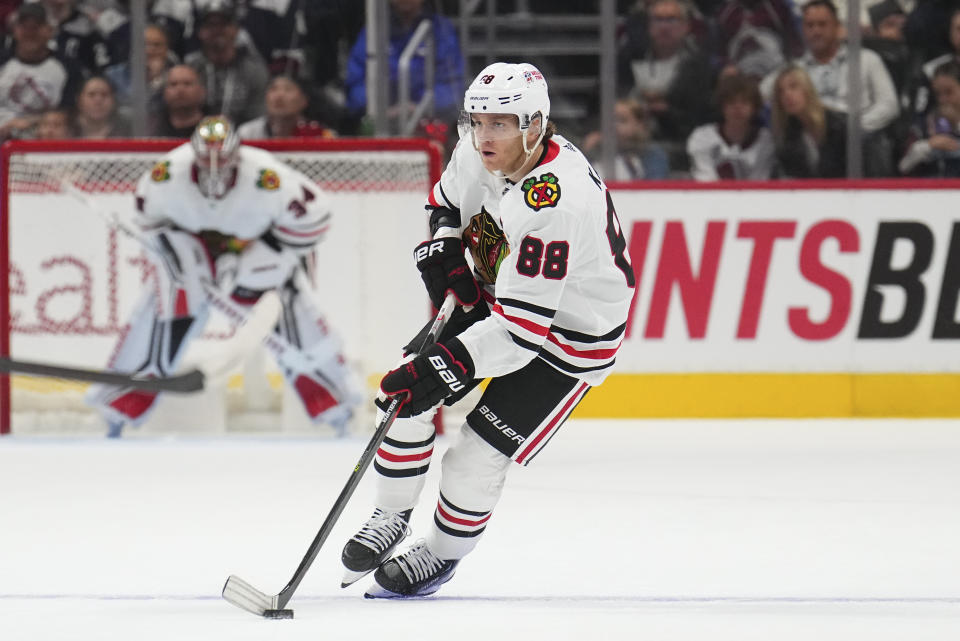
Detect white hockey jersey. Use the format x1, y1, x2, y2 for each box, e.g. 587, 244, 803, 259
427, 135, 636, 386
134, 143, 331, 254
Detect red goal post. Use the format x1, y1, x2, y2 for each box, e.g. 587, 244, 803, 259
0, 138, 443, 435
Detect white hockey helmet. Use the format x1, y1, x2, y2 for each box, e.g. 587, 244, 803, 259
461, 62, 550, 154
190, 115, 240, 199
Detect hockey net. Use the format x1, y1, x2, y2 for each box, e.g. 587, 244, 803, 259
0, 138, 442, 435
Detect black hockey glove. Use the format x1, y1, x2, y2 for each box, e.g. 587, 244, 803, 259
380, 341, 474, 417
414, 237, 481, 309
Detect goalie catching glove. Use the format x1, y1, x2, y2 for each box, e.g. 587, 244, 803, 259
380, 340, 474, 416
414, 237, 481, 309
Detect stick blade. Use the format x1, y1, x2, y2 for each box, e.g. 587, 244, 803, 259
222, 574, 278, 617
194, 290, 283, 383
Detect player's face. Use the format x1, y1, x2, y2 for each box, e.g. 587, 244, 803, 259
470, 113, 528, 175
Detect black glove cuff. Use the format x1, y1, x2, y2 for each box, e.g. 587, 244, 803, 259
427, 206, 461, 236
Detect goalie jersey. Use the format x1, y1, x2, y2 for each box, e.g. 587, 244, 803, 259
134, 143, 331, 255
427, 135, 636, 386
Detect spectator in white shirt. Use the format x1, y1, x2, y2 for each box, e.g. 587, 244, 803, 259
0, 3, 85, 139
687, 73, 775, 180
237, 75, 334, 139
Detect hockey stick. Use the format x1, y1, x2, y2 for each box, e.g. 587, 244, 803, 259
0, 357, 204, 392
221, 292, 458, 619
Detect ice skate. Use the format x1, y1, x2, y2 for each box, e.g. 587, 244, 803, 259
106, 420, 125, 438
363, 540, 459, 599
320, 404, 354, 438
341, 508, 412, 587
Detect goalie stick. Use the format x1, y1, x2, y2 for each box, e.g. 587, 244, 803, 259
221, 293, 458, 619
0, 290, 280, 395
0, 358, 204, 392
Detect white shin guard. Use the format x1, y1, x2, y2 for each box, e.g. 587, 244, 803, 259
374, 408, 438, 512
427, 422, 511, 561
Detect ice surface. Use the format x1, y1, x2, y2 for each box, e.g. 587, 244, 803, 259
2, 418, 959, 640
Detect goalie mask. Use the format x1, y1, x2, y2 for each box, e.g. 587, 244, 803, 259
460, 62, 550, 158
191, 115, 240, 199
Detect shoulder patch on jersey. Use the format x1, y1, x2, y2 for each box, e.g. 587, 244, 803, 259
521, 172, 561, 211
150, 161, 171, 182
256, 169, 281, 190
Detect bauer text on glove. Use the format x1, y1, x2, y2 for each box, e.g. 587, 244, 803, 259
380, 341, 474, 416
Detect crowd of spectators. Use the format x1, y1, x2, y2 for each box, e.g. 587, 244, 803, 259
602, 0, 960, 179
0, 0, 367, 141
2, 0, 960, 180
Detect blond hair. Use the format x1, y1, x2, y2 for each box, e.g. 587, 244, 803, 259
770, 66, 826, 145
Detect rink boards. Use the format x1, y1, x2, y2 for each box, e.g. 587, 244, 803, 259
7, 180, 960, 419
587, 181, 960, 417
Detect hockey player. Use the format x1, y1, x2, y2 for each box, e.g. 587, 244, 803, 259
87, 115, 361, 436
341, 63, 636, 598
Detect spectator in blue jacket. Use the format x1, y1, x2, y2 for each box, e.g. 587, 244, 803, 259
344, 0, 464, 132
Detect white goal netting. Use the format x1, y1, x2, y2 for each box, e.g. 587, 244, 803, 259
1, 139, 440, 435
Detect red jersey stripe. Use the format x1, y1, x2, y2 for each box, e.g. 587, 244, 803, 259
493, 304, 549, 337
536, 139, 561, 167
545, 332, 621, 360
428, 186, 441, 208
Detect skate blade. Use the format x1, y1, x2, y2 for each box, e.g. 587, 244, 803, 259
341, 567, 374, 589
363, 582, 445, 600
363, 584, 407, 599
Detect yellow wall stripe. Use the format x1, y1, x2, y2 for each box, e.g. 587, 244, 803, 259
16, 373, 958, 418
575, 373, 960, 418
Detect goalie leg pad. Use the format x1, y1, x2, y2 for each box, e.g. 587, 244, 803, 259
147, 230, 216, 319
86, 289, 209, 427
275, 275, 364, 426
426, 423, 511, 561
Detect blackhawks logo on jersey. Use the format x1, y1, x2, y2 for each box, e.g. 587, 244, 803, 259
521, 172, 561, 211
256, 169, 281, 190
150, 161, 171, 182
464, 207, 510, 285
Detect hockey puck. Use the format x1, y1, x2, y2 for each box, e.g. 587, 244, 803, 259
263, 609, 294, 619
